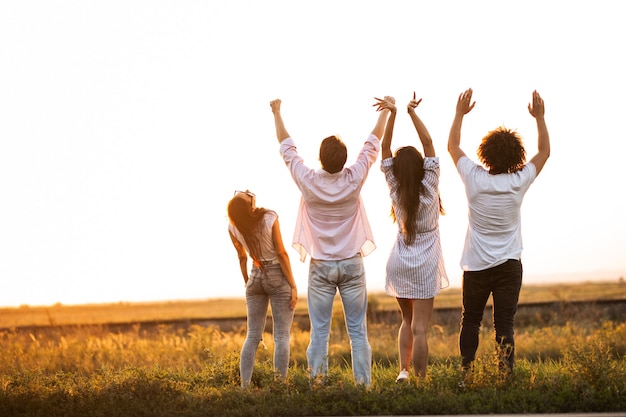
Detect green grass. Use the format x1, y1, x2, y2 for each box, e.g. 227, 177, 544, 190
1, 281, 626, 416
1, 348, 625, 416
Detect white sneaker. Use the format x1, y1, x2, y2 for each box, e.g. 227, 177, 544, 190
396, 369, 409, 382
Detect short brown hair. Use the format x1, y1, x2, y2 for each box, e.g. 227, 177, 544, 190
319, 135, 347, 174
477, 127, 526, 174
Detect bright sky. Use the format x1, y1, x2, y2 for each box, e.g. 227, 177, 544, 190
1, 1, 625, 307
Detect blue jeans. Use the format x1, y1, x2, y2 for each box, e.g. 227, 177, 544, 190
307, 254, 372, 386
240, 264, 294, 387
459, 259, 523, 371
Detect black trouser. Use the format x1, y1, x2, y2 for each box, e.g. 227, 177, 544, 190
459, 259, 523, 370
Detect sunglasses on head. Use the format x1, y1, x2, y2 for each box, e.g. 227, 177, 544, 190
234, 190, 255, 198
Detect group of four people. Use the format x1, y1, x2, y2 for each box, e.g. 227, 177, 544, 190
227, 88, 550, 388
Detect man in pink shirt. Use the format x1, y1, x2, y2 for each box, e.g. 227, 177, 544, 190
269, 97, 393, 386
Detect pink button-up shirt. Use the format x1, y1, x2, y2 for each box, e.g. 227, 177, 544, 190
280, 134, 380, 262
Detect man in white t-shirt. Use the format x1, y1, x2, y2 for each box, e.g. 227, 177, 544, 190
448, 89, 551, 376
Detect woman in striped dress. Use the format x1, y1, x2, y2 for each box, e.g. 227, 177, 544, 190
376, 93, 449, 382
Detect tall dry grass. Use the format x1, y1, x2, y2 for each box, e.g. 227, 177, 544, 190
1, 281, 626, 416
1, 318, 625, 416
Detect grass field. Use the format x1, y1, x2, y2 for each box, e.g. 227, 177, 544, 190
2, 280, 625, 328
1, 280, 625, 416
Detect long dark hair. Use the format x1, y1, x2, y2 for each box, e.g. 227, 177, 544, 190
391, 146, 444, 245
227, 195, 268, 267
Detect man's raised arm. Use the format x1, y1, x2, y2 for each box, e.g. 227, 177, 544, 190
448, 88, 475, 165
527, 90, 551, 175
270, 99, 290, 143
374, 96, 396, 160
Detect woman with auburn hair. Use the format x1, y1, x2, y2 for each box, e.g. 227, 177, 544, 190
376, 93, 449, 382
227, 190, 297, 388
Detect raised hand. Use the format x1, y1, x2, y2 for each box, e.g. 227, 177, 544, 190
456, 89, 476, 116
373, 95, 396, 113
407, 91, 423, 113
270, 99, 282, 113
270, 98, 289, 142
528, 90, 545, 119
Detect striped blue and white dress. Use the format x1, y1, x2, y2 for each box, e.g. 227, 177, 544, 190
381, 156, 449, 299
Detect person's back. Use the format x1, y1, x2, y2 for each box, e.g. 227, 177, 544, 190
458, 157, 536, 270
227, 190, 298, 388
448, 89, 550, 375
280, 132, 378, 262
297, 167, 362, 226
270, 97, 392, 386
229, 209, 279, 261
378, 94, 449, 382
301, 182, 361, 250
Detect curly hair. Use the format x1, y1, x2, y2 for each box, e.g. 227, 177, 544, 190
319, 135, 347, 174
391, 146, 445, 246
477, 127, 526, 174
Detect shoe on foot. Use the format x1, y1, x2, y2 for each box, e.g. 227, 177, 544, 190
396, 369, 409, 382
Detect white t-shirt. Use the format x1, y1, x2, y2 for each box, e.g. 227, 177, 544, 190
228, 210, 278, 263
456, 156, 537, 271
